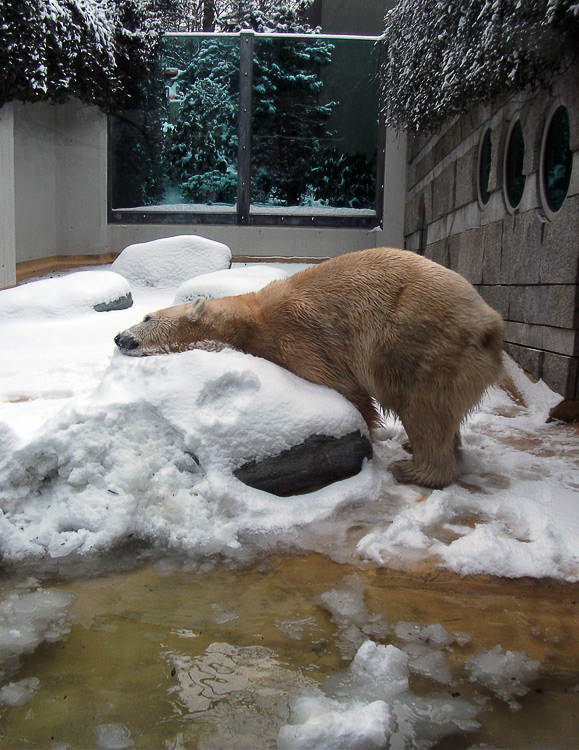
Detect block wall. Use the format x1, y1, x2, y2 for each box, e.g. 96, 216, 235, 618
405, 64, 579, 400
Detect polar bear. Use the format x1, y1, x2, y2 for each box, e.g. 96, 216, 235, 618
115, 248, 503, 488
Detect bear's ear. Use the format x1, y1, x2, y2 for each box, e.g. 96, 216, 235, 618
189, 296, 206, 319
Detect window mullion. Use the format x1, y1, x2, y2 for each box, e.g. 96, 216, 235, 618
237, 30, 254, 226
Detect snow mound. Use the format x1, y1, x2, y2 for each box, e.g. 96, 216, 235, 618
278, 640, 480, 749
173, 264, 288, 303
0, 271, 132, 318
111, 235, 232, 288
0, 349, 371, 562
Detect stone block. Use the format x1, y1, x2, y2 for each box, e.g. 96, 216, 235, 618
542, 352, 578, 400
432, 163, 456, 221
434, 119, 462, 163
424, 239, 449, 268
505, 321, 577, 357
452, 227, 484, 284
455, 147, 477, 209
541, 194, 579, 284
477, 285, 510, 319
503, 341, 544, 383
481, 221, 503, 285
234, 431, 372, 496
508, 284, 576, 328
500, 211, 543, 284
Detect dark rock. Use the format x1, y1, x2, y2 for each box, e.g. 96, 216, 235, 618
234, 431, 372, 496
94, 293, 133, 312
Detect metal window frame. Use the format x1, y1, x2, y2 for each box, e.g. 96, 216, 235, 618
108, 32, 386, 229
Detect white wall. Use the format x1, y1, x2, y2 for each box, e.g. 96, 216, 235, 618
0, 104, 16, 288
9, 99, 107, 268
1, 98, 407, 287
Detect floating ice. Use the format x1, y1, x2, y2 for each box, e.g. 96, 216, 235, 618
317, 576, 388, 658
111, 235, 231, 288
465, 646, 540, 706
278, 640, 480, 750
0, 677, 40, 706
94, 723, 134, 749
173, 264, 288, 303
0, 587, 75, 677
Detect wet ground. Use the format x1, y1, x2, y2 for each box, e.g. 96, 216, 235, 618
0, 552, 577, 749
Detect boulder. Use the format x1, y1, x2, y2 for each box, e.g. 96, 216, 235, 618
234, 431, 372, 496
112, 235, 232, 288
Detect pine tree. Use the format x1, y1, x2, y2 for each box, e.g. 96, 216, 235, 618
0, 0, 158, 112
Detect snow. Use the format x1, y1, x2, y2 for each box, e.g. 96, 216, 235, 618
0, 238, 578, 582
174, 264, 288, 303
1, 239, 578, 748
0, 271, 131, 319
111, 235, 232, 288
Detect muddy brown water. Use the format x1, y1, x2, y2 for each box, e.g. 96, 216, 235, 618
0, 553, 577, 749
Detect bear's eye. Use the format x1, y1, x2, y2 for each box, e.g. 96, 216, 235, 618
143, 315, 153, 323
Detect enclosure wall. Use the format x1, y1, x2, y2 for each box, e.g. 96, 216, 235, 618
404, 64, 579, 400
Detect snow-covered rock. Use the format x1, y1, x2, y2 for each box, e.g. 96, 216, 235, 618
173, 264, 288, 303
112, 235, 232, 288
0, 271, 132, 318
0, 348, 370, 562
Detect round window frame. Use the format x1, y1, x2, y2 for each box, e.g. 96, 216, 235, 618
502, 116, 527, 215
539, 101, 573, 222
477, 125, 493, 210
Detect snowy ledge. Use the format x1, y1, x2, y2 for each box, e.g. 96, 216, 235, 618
116, 203, 377, 218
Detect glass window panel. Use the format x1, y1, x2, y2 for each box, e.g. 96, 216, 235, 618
543, 105, 572, 213
478, 128, 492, 206
250, 36, 380, 214
505, 120, 526, 210
110, 35, 239, 211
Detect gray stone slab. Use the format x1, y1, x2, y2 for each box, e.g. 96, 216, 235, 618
234, 430, 372, 496
94, 293, 133, 312
500, 211, 543, 284
432, 163, 456, 221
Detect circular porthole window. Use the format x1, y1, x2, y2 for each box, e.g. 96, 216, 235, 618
503, 118, 526, 212
540, 104, 573, 218
477, 127, 492, 208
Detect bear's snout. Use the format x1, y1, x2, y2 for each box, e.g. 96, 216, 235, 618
115, 331, 140, 353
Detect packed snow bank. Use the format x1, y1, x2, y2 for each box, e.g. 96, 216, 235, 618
174, 265, 288, 303
111, 235, 231, 288
0, 349, 373, 562
358, 359, 579, 582
0, 271, 132, 318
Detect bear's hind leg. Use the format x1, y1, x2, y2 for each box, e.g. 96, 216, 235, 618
389, 405, 460, 489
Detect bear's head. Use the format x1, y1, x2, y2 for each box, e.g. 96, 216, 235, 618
115, 297, 209, 357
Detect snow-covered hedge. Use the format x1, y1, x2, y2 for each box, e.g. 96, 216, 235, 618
380, 0, 579, 133
0, 0, 159, 112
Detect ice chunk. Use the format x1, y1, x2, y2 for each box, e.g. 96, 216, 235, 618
317, 576, 387, 658
278, 694, 392, 749
465, 646, 540, 705
94, 723, 134, 749
0, 677, 40, 706
111, 235, 231, 288
174, 264, 288, 303
0, 588, 75, 673
278, 640, 479, 750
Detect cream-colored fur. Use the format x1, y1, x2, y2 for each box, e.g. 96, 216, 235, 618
115, 248, 504, 488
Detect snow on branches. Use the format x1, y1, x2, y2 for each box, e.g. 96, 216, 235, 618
0, 0, 159, 112
380, 0, 579, 133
